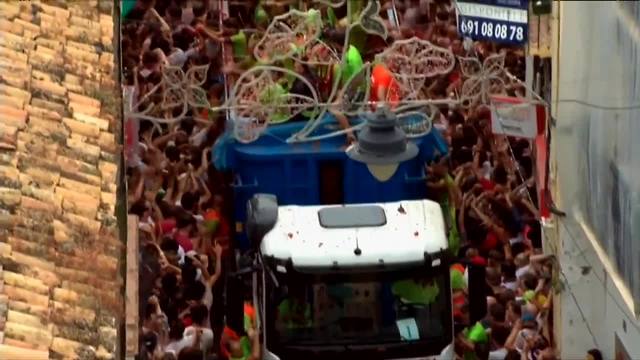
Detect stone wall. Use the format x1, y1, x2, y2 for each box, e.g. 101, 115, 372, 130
0, 1, 122, 359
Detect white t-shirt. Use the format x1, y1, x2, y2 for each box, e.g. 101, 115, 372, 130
184, 326, 214, 354
190, 126, 208, 147
178, 245, 186, 265
509, 234, 524, 245
139, 215, 155, 229
167, 48, 198, 67
164, 336, 194, 356
181, 7, 195, 25
516, 264, 531, 279
514, 329, 536, 353
489, 348, 508, 360
502, 281, 518, 292
482, 160, 493, 180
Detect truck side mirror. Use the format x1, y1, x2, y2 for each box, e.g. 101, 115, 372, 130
246, 193, 279, 250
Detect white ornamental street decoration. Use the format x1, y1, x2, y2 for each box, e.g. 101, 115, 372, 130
253, 9, 324, 64
122, 1, 539, 145
457, 52, 508, 107
229, 65, 320, 143
375, 37, 456, 100
126, 64, 211, 126
162, 64, 210, 110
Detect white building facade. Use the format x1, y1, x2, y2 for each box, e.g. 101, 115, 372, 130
551, 1, 640, 358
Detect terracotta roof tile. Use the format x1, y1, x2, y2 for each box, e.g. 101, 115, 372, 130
1, 1, 120, 356
65, 45, 100, 65
0, 105, 27, 128
0, 18, 14, 33
65, 39, 95, 53
38, 3, 70, 19
37, 38, 63, 53
4, 321, 53, 347
20, 184, 60, 208
0, 3, 20, 19
68, 91, 101, 107
30, 97, 66, 114
0, 166, 20, 186
0, 124, 18, 150
39, 14, 66, 36
0, 30, 27, 51
58, 177, 101, 200
0, 94, 24, 109
3, 272, 49, 295
64, 116, 101, 137
0, 188, 21, 208
31, 79, 67, 96
13, 18, 40, 35
0, 84, 30, 103
0, 61, 30, 80
25, 104, 62, 121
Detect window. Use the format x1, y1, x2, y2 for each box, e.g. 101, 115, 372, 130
318, 205, 386, 228
267, 268, 451, 347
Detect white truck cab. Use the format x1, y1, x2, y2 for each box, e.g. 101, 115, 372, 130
238, 194, 456, 360
260, 200, 448, 269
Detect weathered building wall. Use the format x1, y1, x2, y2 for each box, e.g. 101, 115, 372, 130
553, 1, 640, 358
0, 1, 122, 359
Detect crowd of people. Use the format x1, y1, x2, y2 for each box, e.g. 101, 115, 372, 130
122, 0, 560, 359
123, 0, 238, 359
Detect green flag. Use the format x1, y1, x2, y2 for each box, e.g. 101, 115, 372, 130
392, 280, 440, 305
467, 322, 488, 343
450, 268, 466, 290
342, 45, 363, 85
121, 0, 136, 18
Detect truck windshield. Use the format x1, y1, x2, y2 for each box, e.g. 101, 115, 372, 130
266, 267, 451, 347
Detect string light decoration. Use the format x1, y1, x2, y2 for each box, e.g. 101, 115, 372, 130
375, 37, 456, 101
253, 9, 324, 64
229, 65, 320, 143
230, 0, 390, 144
285, 0, 391, 142
127, 64, 211, 125
123, 0, 542, 145
162, 64, 211, 110
457, 52, 509, 107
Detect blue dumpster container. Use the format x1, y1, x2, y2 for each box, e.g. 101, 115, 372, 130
213, 113, 448, 250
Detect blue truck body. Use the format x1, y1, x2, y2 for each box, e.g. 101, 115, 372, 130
213, 113, 448, 249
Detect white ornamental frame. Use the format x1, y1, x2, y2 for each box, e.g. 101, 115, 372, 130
125, 64, 211, 127
123, 0, 538, 145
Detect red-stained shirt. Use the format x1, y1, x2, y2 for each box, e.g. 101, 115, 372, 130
470, 256, 487, 267
217, 218, 230, 237
481, 231, 499, 252
182, 316, 193, 328
175, 230, 194, 252
215, 218, 231, 250
159, 218, 177, 235
220, 326, 239, 358
479, 178, 496, 191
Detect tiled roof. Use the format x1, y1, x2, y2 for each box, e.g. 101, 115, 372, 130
0, 1, 121, 359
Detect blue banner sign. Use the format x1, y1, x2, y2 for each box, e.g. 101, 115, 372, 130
456, 0, 529, 45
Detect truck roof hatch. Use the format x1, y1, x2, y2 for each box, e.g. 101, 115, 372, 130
318, 205, 387, 228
